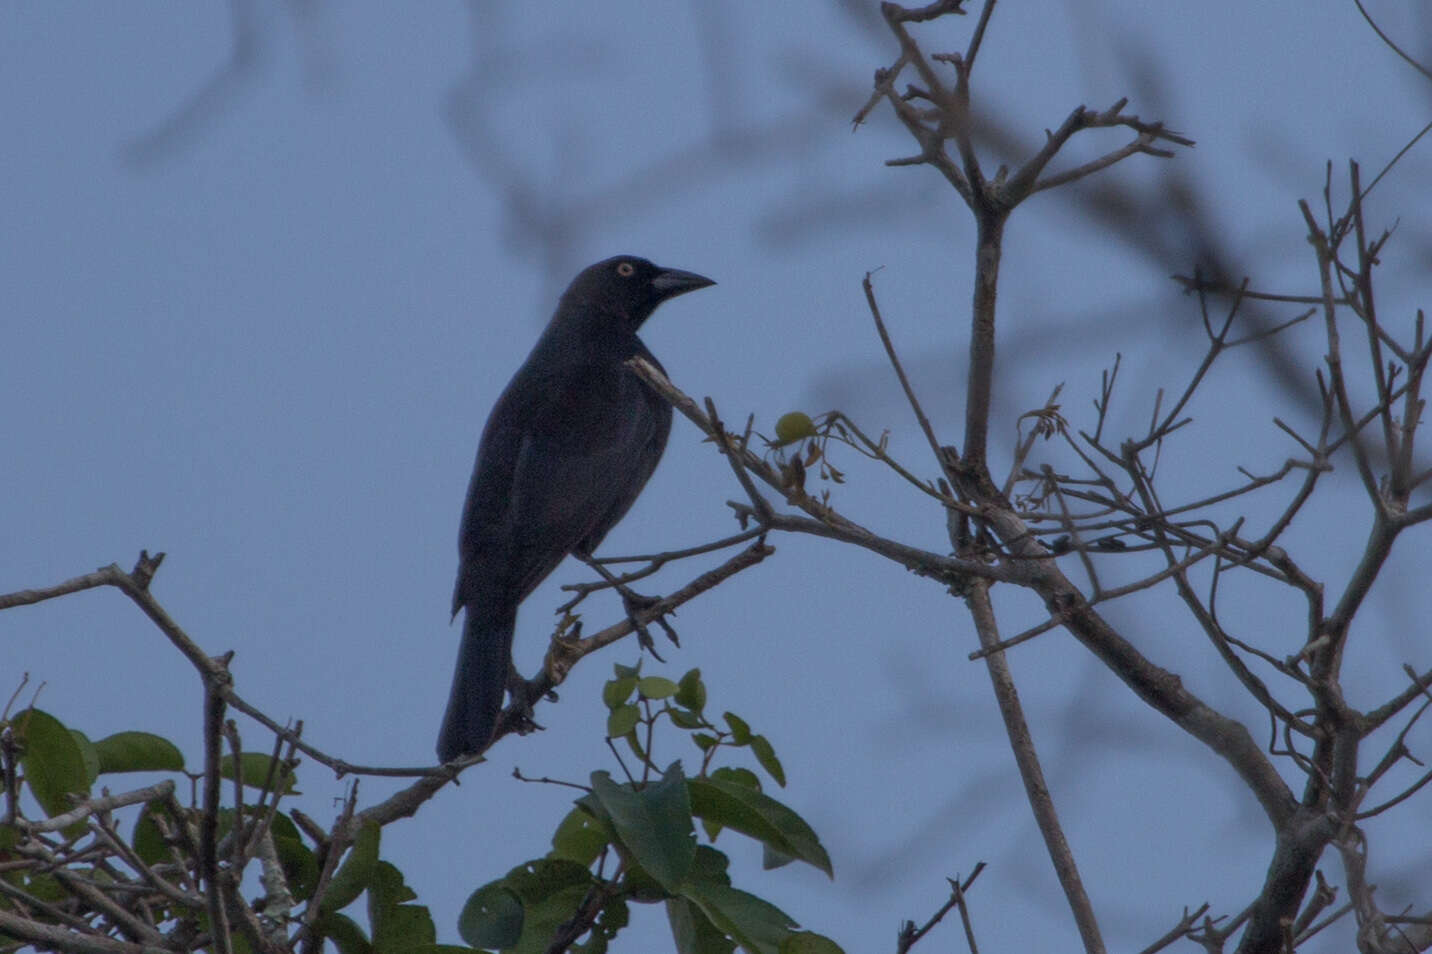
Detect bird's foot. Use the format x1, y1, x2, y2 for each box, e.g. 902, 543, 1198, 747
577, 554, 680, 656
499, 669, 545, 736
620, 589, 679, 660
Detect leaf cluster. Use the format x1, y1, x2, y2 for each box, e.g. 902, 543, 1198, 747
457, 666, 839, 954
0, 707, 445, 954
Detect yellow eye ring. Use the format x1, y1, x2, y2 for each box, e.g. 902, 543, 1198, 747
616, 261, 635, 277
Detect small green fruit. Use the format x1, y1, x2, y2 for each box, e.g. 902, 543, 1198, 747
775, 411, 818, 445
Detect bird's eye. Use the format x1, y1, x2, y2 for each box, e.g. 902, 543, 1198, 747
616, 261, 635, 277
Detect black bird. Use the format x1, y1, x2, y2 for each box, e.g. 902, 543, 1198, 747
437, 256, 715, 762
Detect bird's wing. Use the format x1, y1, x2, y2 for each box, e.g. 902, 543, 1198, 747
576, 376, 671, 556
453, 360, 669, 611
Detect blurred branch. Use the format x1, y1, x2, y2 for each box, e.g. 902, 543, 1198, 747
119, 0, 266, 169
447, 0, 843, 284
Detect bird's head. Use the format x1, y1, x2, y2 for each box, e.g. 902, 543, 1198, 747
563, 256, 716, 329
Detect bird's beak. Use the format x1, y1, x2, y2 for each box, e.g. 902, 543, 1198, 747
651, 267, 716, 299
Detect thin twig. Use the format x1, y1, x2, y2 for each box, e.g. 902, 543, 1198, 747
864, 270, 960, 486
1136, 904, 1211, 954
897, 863, 986, 954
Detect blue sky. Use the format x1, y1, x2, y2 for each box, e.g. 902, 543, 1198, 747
5, 2, 1431, 951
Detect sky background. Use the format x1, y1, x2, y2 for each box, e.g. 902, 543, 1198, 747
5, 2, 1432, 951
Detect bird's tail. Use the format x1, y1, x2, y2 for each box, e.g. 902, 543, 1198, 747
437, 602, 516, 762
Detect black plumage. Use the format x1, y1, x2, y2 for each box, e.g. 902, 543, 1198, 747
437, 256, 715, 762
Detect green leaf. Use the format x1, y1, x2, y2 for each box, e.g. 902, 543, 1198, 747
621, 863, 670, 903
606, 705, 640, 739
15, 709, 90, 821
130, 802, 171, 866
313, 913, 371, 954
366, 861, 432, 953
230, 928, 255, 954
675, 669, 707, 713
722, 713, 752, 745
780, 931, 845, 954
624, 727, 649, 766
17, 872, 65, 904
603, 676, 638, 709
94, 731, 185, 774
69, 730, 100, 785
680, 881, 798, 954
669, 708, 703, 730
688, 844, 732, 885
374, 903, 436, 953
271, 812, 320, 901
761, 844, 796, 872
573, 794, 621, 844
484, 859, 595, 954
367, 859, 417, 910
749, 736, 785, 788
612, 661, 642, 680
549, 807, 610, 866
319, 822, 381, 914
592, 893, 630, 942
687, 777, 832, 878
219, 753, 298, 794
214, 805, 241, 842
458, 882, 523, 949
590, 764, 695, 893
500, 858, 594, 905
692, 733, 718, 752
637, 676, 678, 700
709, 767, 760, 791
516, 884, 592, 953
668, 897, 737, 954
701, 768, 757, 841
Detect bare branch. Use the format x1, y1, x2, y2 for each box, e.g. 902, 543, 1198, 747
1137, 904, 1213, 954
16, 782, 175, 834
968, 581, 1105, 954
896, 863, 986, 954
